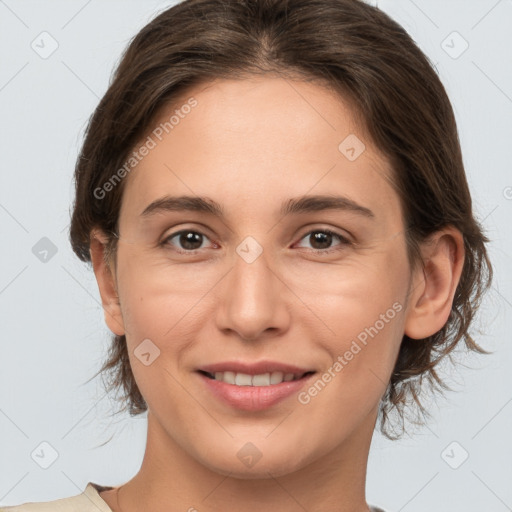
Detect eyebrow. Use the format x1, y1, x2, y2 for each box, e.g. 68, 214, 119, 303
140, 194, 375, 219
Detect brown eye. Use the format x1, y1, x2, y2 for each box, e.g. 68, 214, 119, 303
296, 229, 350, 253
163, 230, 210, 252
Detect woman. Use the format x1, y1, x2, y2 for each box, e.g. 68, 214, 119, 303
1, 0, 492, 510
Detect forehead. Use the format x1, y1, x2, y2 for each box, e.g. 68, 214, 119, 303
120, 76, 400, 227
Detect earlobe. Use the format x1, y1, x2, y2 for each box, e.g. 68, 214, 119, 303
89, 228, 125, 336
404, 227, 465, 340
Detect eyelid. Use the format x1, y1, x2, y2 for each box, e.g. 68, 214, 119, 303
161, 225, 353, 254
161, 228, 218, 252
293, 227, 352, 253
160, 223, 218, 244
295, 226, 353, 244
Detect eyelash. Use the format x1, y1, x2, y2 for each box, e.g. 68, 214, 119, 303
160, 228, 352, 255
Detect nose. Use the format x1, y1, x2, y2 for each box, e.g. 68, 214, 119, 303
215, 243, 291, 342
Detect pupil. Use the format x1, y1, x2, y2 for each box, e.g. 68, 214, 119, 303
311, 231, 332, 249
181, 232, 202, 250
178, 231, 333, 251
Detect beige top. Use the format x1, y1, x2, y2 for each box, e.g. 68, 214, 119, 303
0, 483, 113, 511
0, 482, 388, 511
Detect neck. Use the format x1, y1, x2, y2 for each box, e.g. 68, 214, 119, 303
114, 408, 377, 512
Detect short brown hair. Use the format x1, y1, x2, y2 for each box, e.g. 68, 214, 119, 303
69, 0, 493, 439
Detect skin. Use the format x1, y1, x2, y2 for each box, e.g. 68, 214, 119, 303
90, 75, 465, 512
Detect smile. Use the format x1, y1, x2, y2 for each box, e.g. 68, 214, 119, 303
197, 365, 317, 411
200, 370, 313, 386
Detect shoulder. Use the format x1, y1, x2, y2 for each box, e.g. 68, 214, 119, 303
0, 483, 113, 512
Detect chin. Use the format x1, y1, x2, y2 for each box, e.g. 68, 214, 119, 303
195, 442, 312, 480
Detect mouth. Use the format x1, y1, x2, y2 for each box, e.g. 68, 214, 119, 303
196, 364, 317, 411
198, 369, 316, 386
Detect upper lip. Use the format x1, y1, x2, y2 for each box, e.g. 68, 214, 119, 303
198, 360, 315, 377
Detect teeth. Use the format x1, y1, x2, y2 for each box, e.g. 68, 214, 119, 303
219, 371, 235, 384
235, 373, 252, 386
252, 373, 271, 386
270, 371, 284, 384
211, 371, 299, 386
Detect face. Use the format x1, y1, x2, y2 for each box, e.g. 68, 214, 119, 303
101, 76, 414, 478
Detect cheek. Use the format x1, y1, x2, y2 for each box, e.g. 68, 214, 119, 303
295, 294, 406, 437
113, 253, 225, 407
297, 246, 407, 334
115, 248, 221, 337
113, 262, 204, 413
305, 246, 408, 395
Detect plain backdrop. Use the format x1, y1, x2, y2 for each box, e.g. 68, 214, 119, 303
0, 1, 511, 511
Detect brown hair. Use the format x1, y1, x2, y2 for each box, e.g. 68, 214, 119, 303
69, 0, 492, 439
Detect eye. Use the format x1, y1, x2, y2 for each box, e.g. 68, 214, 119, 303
162, 229, 216, 253
161, 227, 351, 255
295, 228, 351, 253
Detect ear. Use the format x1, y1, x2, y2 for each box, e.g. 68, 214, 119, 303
404, 226, 465, 339
89, 228, 125, 336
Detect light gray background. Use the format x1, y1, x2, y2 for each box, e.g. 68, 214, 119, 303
0, 1, 511, 510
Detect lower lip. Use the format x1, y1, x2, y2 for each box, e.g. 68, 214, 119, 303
198, 372, 315, 411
